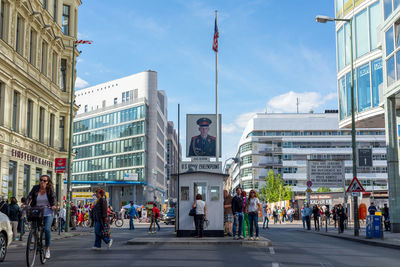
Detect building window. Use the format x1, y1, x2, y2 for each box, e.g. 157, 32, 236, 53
114, 98, 117, 104
371, 58, 382, 107
384, 0, 393, 20
344, 22, 351, 66
29, 29, 37, 66
0, 0, 9, 41
49, 113, 55, 147
42, 0, 47, 9
35, 168, 42, 185
355, 9, 368, 58
41, 41, 48, 75
8, 161, 17, 198
60, 58, 67, 91
53, 0, 57, 22
0, 81, 3, 125
386, 26, 394, 57
387, 55, 395, 86
357, 63, 371, 112
27, 99, 33, 138
59, 116, 65, 150
39, 107, 45, 143
12, 90, 19, 132
23, 164, 30, 197
84, 105, 88, 112
337, 26, 344, 70
62, 5, 70, 35
52, 52, 57, 83
338, 76, 346, 119
369, 2, 382, 51
16, 15, 24, 55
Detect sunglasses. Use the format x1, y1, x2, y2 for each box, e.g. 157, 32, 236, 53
40, 179, 48, 182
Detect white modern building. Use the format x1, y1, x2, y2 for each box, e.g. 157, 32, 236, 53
72, 71, 167, 209
229, 112, 387, 194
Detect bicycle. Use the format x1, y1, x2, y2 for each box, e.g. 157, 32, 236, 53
26, 207, 47, 267
109, 213, 123, 227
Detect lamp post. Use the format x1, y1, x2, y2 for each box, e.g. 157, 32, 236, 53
316, 15, 359, 236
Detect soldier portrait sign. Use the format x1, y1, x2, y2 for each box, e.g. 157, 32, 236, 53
186, 114, 221, 158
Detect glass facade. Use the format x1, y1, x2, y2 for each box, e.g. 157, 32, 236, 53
371, 58, 383, 106
72, 105, 147, 183
357, 63, 371, 112
355, 9, 369, 58
339, 76, 346, 119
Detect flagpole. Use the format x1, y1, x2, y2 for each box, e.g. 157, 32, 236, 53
215, 10, 219, 163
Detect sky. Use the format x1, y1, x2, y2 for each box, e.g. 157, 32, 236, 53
75, 0, 338, 162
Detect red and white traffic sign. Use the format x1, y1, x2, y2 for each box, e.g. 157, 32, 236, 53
346, 177, 365, 192
306, 180, 312, 187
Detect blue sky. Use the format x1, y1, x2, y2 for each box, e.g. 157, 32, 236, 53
76, 0, 338, 161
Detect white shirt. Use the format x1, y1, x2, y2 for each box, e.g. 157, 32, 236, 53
195, 200, 206, 215
248, 198, 260, 213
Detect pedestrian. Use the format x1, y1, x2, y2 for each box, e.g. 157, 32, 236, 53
92, 188, 112, 250
149, 203, 161, 233
383, 203, 390, 231
232, 187, 244, 240
287, 207, 294, 223
241, 191, 250, 238
332, 206, 337, 229
247, 190, 261, 240
26, 174, 57, 259
223, 190, 233, 236
273, 208, 278, 224
8, 197, 21, 241
281, 207, 287, 223
19, 197, 28, 241
128, 202, 138, 230
304, 203, 312, 230
120, 206, 125, 220
368, 202, 377, 215
70, 202, 77, 230
277, 206, 282, 224
301, 207, 306, 229
0, 196, 9, 216
59, 203, 66, 232
312, 205, 320, 231
262, 201, 269, 229
324, 206, 331, 226
337, 204, 346, 233
192, 194, 206, 238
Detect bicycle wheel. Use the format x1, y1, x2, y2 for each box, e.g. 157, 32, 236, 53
26, 230, 37, 267
115, 219, 123, 227
39, 229, 46, 264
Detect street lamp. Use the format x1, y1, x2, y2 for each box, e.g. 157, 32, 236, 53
316, 15, 359, 236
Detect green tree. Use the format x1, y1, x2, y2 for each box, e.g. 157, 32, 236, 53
259, 170, 293, 203
316, 187, 331, 193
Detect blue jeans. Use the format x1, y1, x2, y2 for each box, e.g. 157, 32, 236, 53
232, 212, 243, 237
263, 216, 269, 228
94, 221, 110, 248
248, 212, 259, 237
44, 215, 53, 248
129, 216, 135, 229
60, 218, 65, 232
302, 216, 305, 228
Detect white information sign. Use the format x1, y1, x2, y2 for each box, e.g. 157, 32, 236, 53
307, 160, 345, 188
124, 173, 138, 181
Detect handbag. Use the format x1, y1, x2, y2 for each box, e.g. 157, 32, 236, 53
102, 221, 111, 239
27, 206, 44, 222
189, 208, 196, 216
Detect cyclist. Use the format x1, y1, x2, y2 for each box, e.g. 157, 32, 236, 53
26, 174, 57, 259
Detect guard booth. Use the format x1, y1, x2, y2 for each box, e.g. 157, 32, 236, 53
177, 171, 227, 237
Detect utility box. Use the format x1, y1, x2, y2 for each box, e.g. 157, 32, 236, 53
176, 171, 227, 237
366, 215, 382, 239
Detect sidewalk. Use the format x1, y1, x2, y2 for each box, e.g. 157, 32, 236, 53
299, 224, 400, 250
9, 231, 91, 248
126, 227, 272, 247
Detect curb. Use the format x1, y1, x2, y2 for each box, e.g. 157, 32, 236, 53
126, 237, 272, 247
296, 229, 400, 250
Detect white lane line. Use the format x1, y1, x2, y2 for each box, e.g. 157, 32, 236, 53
269, 247, 275, 255
272, 263, 280, 267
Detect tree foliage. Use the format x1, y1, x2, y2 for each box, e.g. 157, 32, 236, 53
316, 187, 331, 193
259, 170, 293, 203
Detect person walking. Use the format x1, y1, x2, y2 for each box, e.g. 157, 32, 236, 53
324, 207, 331, 226
192, 194, 206, 238
128, 202, 138, 230
92, 188, 112, 250
337, 204, 346, 234
247, 190, 261, 240
304, 203, 312, 230
70, 202, 77, 230
287, 207, 294, 223
152, 203, 161, 232
262, 201, 269, 229
312, 205, 320, 231
383, 203, 390, 231
301, 207, 306, 229
8, 197, 21, 241
241, 191, 250, 238
26, 175, 57, 259
273, 208, 278, 224
223, 190, 233, 236
19, 197, 27, 241
59, 203, 66, 232
232, 187, 244, 240
332, 206, 337, 229
368, 202, 377, 215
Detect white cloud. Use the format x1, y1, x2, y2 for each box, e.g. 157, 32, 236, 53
75, 77, 89, 89
222, 123, 238, 134
267, 91, 337, 113
235, 112, 258, 128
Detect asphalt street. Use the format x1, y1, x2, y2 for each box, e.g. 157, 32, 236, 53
2, 223, 399, 267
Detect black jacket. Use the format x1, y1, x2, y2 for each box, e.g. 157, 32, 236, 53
93, 197, 108, 224
232, 195, 243, 213
0, 201, 8, 216
27, 185, 57, 207
8, 204, 21, 221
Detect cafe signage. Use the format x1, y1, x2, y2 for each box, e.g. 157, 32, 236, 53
11, 149, 53, 168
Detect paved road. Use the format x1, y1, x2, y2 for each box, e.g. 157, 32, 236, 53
2, 223, 399, 267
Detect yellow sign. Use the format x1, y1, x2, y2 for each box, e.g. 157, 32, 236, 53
72, 192, 109, 199
375, 211, 382, 216
306, 188, 312, 193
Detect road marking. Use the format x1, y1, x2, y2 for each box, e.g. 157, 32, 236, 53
269, 247, 275, 255
272, 263, 279, 267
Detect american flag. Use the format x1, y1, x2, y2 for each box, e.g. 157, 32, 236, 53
75, 40, 93, 45
212, 17, 219, 52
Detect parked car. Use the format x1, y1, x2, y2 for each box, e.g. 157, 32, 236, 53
0, 212, 13, 262
163, 208, 175, 225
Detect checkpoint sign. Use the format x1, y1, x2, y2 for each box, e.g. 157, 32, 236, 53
55, 158, 67, 173
306, 180, 312, 188
346, 177, 365, 193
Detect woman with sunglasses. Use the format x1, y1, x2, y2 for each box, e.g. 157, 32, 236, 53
27, 174, 57, 259
247, 189, 261, 240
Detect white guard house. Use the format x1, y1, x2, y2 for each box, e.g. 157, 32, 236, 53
177, 171, 227, 237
